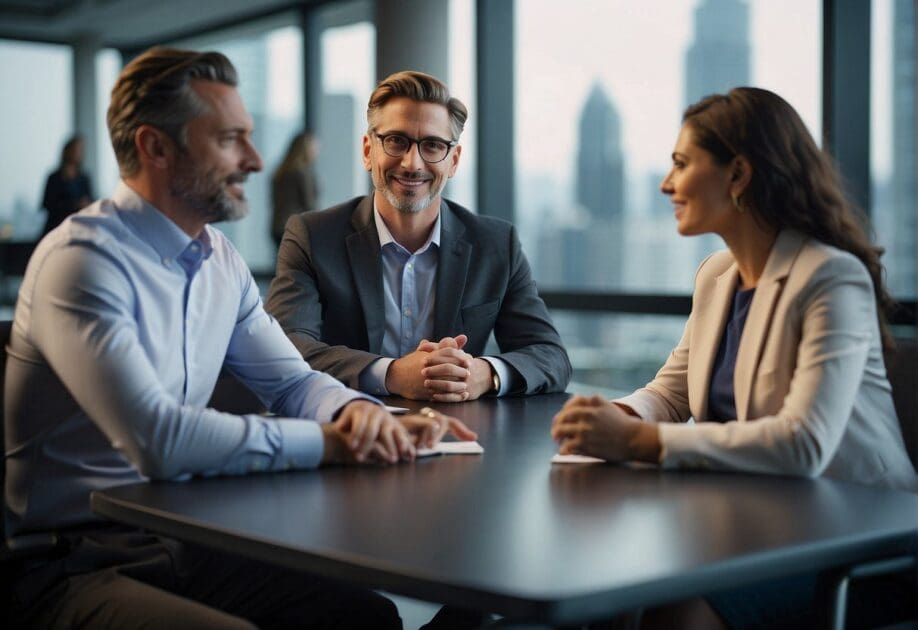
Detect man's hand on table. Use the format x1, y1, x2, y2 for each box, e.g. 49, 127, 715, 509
400, 406, 478, 449
321, 400, 476, 464
385, 335, 496, 402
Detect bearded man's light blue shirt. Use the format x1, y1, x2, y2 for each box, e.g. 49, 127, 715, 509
5, 182, 371, 535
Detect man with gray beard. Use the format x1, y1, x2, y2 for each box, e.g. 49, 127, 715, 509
266, 71, 570, 402
4, 48, 475, 628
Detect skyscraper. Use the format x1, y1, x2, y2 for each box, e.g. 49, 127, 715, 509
684, 0, 750, 262
685, 0, 751, 106
575, 83, 625, 223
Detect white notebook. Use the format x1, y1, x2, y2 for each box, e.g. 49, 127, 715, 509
417, 441, 484, 458
550, 453, 605, 464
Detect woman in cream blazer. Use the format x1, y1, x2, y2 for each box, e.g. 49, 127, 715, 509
552, 87, 917, 493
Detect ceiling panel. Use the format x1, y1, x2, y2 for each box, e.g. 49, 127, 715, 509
0, 0, 307, 48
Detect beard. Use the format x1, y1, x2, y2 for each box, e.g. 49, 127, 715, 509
170, 154, 249, 224
372, 168, 446, 214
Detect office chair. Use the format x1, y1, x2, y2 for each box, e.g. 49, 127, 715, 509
0, 318, 264, 621
819, 337, 918, 630
1, 319, 62, 620
887, 337, 918, 471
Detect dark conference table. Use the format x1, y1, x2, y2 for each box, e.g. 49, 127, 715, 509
91, 393, 918, 625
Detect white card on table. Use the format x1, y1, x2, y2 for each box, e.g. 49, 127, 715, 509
550, 453, 605, 464
417, 441, 484, 458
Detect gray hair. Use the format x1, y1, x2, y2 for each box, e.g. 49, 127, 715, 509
367, 70, 468, 140
107, 46, 238, 177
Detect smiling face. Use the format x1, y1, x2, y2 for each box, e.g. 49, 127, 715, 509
169, 80, 263, 224
362, 96, 461, 216
660, 125, 737, 237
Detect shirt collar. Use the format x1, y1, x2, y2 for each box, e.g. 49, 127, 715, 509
113, 181, 214, 265
372, 199, 441, 255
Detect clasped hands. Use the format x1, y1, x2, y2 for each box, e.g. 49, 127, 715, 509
322, 400, 477, 465
385, 334, 495, 402
550, 395, 662, 463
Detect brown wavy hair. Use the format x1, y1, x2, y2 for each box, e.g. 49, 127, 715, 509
683, 87, 896, 350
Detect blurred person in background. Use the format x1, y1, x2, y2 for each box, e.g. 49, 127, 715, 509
271, 130, 319, 247
41, 134, 94, 236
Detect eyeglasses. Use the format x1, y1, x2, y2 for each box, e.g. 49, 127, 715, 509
374, 132, 457, 164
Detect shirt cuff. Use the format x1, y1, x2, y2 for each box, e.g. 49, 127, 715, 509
481, 357, 512, 397
359, 358, 394, 396
656, 423, 715, 470
612, 393, 659, 422
273, 418, 325, 470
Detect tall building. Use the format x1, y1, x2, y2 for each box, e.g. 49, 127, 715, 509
685, 0, 751, 105
575, 83, 625, 223
685, 0, 750, 262
890, 0, 916, 297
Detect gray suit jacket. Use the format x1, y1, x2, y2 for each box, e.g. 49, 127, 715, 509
265, 196, 571, 395
617, 230, 917, 491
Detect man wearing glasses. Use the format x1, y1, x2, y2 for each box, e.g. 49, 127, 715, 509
266, 71, 570, 402
5, 51, 478, 628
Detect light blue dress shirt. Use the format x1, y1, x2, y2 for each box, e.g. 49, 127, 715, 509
5, 182, 371, 535
358, 202, 512, 396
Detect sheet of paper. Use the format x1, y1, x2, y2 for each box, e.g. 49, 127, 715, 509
417, 441, 484, 458
550, 453, 605, 464
384, 405, 410, 414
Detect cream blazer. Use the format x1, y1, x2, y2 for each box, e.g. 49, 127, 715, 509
617, 230, 917, 491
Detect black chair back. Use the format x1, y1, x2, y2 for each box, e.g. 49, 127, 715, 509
0, 319, 11, 542
887, 337, 918, 471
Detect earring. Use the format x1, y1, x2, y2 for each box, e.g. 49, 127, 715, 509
732, 193, 745, 213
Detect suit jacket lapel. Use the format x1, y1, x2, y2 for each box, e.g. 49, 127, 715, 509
346, 197, 385, 353
434, 202, 471, 338
691, 264, 737, 422
734, 230, 805, 420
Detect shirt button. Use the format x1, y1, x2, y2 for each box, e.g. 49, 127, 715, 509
404, 309, 411, 316
407, 263, 413, 270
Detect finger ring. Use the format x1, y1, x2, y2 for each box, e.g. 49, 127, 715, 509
419, 406, 437, 419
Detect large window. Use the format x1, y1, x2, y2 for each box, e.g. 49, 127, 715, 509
0, 40, 74, 240
96, 48, 122, 200
514, 0, 822, 391
872, 0, 916, 301
445, 0, 476, 210
174, 14, 305, 272
318, 16, 375, 209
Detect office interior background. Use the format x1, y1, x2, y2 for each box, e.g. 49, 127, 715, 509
0, 0, 915, 396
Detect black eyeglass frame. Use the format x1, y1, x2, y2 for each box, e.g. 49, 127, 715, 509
373, 132, 458, 164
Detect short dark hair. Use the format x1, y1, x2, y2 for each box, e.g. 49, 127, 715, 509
367, 70, 468, 140
61, 134, 84, 165
107, 46, 237, 177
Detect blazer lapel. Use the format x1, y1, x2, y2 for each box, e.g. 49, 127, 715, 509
691, 264, 738, 422
434, 203, 471, 338
734, 230, 805, 420
346, 198, 385, 353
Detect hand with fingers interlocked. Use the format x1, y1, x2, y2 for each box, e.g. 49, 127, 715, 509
384, 334, 497, 402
